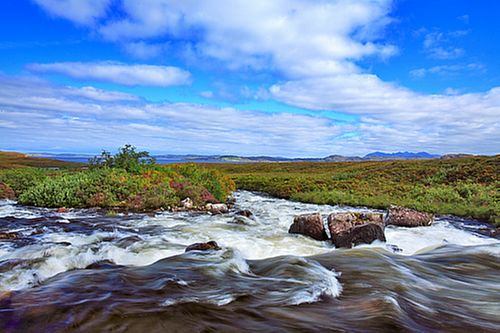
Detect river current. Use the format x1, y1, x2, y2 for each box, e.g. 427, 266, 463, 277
0, 191, 499, 332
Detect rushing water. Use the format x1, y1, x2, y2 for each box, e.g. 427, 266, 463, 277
0, 191, 499, 332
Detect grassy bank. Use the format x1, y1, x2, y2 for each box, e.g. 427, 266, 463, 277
0, 151, 81, 169
0, 148, 235, 211
207, 156, 499, 225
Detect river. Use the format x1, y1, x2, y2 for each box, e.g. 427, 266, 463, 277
0, 191, 499, 332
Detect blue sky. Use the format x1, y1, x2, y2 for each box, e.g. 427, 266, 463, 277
0, 0, 498, 157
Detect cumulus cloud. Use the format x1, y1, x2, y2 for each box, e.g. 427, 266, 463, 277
27, 62, 192, 87
36, 0, 397, 78
33, 0, 111, 25
25, 1, 500, 155
0, 75, 347, 156
270, 74, 500, 154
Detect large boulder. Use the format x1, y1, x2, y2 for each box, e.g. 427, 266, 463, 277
386, 205, 433, 227
328, 212, 385, 248
185, 241, 221, 252
289, 213, 328, 241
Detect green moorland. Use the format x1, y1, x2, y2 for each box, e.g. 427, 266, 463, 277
0, 146, 235, 211
206, 156, 500, 225
0, 151, 82, 169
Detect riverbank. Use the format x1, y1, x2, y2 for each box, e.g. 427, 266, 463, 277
207, 156, 499, 225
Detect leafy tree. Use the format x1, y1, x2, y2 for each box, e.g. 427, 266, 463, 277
89, 144, 156, 173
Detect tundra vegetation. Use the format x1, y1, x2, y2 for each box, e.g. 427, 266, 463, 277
0, 146, 235, 211
207, 156, 499, 225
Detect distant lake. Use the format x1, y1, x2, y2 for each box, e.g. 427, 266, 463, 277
33, 155, 242, 164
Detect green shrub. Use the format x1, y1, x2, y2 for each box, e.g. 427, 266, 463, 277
0, 168, 48, 196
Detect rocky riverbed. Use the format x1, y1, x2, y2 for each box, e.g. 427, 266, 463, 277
0, 191, 499, 332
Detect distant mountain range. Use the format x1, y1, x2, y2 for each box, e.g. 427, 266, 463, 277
26, 151, 468, 164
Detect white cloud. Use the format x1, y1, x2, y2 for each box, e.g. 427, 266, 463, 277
0, 75, 347, 156
66, 86, 140, 102
25, 1, 500, 155
200, 91, 214, 98
27, 62, 192, 87
421, 30, 468, 59
57, 0, 397, 78
123, 42, 167, 59
410, 63, 485, 78
33, 0, 111, 25
270, 74, 500, 154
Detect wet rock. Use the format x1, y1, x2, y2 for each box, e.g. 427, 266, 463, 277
331, 223, 386, 248
477, 227, 500, 239
85, 260, 117, 270
289, 213, 328, 241
207, 203, 229, 214
185, 241, 221, 252
236, 210, 253, 218
386, 205, 433, 227
327, 212, 385, 248
54, 241, 72, 246
181, 197, 193, 209
0, 182, 15, 200
0, 232, 19, 240
327, 212, 384, 233
226, 195, 236, 207
116, 235, 143, 248
229, 215, 258, 226
387, 244, 403, 253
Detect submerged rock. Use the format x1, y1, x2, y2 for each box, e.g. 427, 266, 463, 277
236, 210, 253, 218
386, 205, 433, 227
328, 212, 385, 248
229, 215, 258, 226
289, 213, 328, 241
185, 241, 221, 252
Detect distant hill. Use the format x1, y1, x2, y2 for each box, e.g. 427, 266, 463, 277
440, 154, 475, 159
364, 151, 439, 159
26, 151, 453, 164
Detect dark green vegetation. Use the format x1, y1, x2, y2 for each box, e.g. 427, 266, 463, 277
207, 156, 499, 225
0, 147, 235, 211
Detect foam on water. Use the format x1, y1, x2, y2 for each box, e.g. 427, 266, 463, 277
0, 192, 498, 293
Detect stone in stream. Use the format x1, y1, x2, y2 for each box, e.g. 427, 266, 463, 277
288, 213, 329, 241
327, 212, 385, 248
0, 232, 19, 240
185, 241, 221, 252
229, 215, 258, 226
385, 205, 433, 227
181, 197, 194, 209
236, 210, 253, 218
206, 203, 229, 214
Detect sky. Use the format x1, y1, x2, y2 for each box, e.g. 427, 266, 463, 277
0, 0, 499, 157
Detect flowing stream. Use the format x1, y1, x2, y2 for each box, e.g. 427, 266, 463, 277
0, 191, 499, 332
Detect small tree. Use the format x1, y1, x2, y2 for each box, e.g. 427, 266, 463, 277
89, 144, 156, 173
